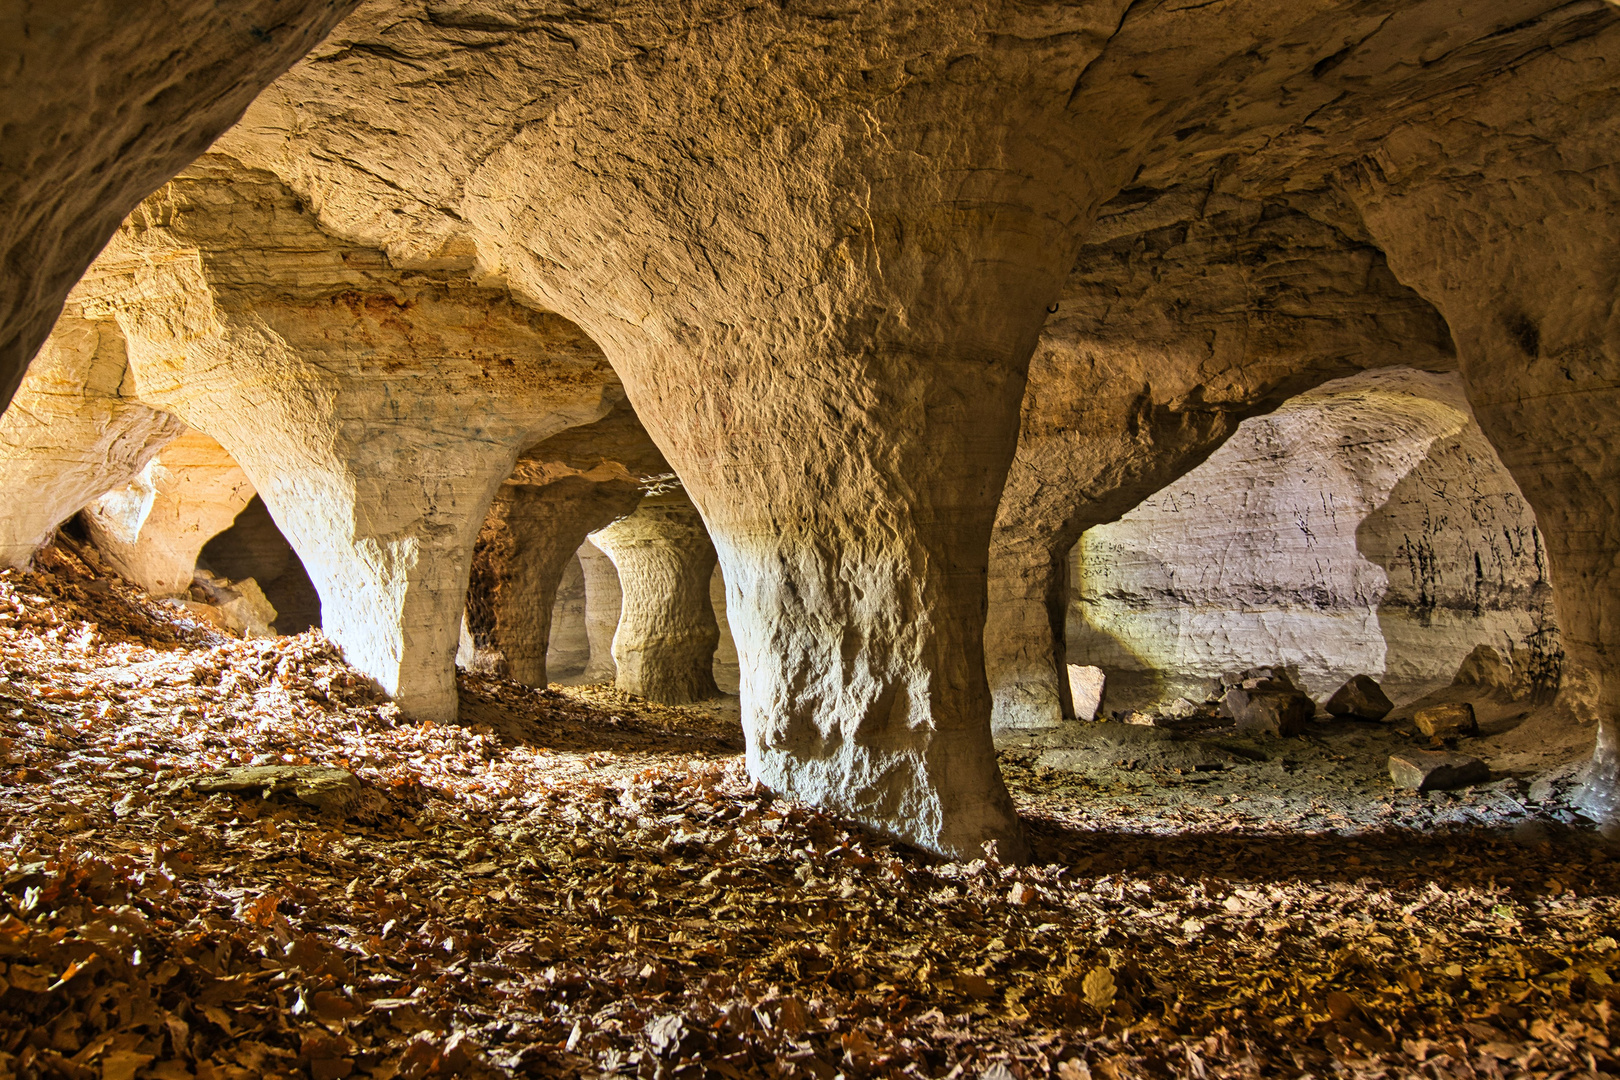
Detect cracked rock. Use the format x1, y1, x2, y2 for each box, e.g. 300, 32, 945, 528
186, 765, 361, 812
1388, 751, 1490, 792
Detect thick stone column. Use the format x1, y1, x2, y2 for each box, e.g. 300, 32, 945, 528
82, 428, 254, 596
986, 188, 1457, 731
1347, 25, 1620, 815
0, 0, 358, 407
590, 492, 721, 705
76, 165, 621, 722
577, 540, 622, 684
484, 477, 642, 688
0, 309, 182, 567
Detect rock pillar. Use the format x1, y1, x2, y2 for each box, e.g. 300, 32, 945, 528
1348, 27, 1620, 816
0, 310, 182, 567
82, 428, 254, 595
590, 492, 721, 704
76, 166, 621, 721
577, 540, 622, 684
483, 477, 642, 688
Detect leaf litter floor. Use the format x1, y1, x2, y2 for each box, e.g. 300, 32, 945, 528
2, 543, 1619, 1080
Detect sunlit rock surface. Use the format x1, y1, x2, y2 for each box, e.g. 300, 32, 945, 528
1069, 369, 1559, 715
82, 428, 254, 597
0, 311, 182, 568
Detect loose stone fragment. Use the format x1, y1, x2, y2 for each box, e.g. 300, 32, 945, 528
187, 765, 361, 812
1326, 675, 1395, 721
1388, 750, 1490, 791
1224, 687, 1314, 736
1066, 664, 1106, 721
1414, 702, 1478, 738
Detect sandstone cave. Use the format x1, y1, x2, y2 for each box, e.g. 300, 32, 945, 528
1, 3, 1619, 1077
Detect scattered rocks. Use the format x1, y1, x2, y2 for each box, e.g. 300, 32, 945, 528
1326, 675, 1394, 721
1388, 750, 1490, 791
1225, 687, 1314, 737
186, 764, 361, 812
1414, 702, 1479, 738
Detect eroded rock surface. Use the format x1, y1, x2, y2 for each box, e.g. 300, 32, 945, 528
1069, 370, 1559, 715
0, 311, 182, 568
591, 491, 722, 705
72, 160, 620, 721
82, 428, 254, 596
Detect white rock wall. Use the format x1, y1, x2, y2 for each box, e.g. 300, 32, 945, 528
1069, 368, 1560, 713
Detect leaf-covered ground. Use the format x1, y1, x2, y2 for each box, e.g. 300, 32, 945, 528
3, 543, 1620, 1079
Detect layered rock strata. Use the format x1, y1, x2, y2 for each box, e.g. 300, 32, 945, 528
986, 192, 1455, 731
82, 428, 254, 596
0, 311, 182, 568
577, 540, 623, 685
591, 491, 722, 705
72, 161, 620, 721
1069, 369, 1559, 714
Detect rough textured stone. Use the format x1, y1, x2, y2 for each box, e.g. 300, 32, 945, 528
1388, 751, 1490, 793
1067, 370, 1558, 714
474, 477, 643, 688
577, 540, 623, 686
591, 491, 721, 705
0, 311, 183, 568
73, 161, 621, 722
1225, 688, 1314, 738
546, 556, 589, 681
0, 0, 360, 408
1326, 676, 1395, 722
15, 0, 1618, 856
1067, 665, 1107, 723
82, 428, 254, 596
1414, 703, 1479, 740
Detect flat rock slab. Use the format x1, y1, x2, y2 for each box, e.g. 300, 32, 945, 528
1389, 750, 1490, 791
1035, 723, 1236, 774
186, 765, 361, 811
1414, 702, 1478, 738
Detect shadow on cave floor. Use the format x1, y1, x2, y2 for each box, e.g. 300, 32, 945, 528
455, 670, 746, 757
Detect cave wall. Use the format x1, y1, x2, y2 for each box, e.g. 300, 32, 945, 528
1069, 368, 1560, 713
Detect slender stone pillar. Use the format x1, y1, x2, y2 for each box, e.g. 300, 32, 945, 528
546, 555, 590, 680
577, 540, 622, 684
590, 492, 721, 704
1347, 26, 1620, 816
82, 428, 254, 596
488, 477, 641, 688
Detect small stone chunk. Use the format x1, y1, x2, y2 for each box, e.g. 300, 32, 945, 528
1388, 750, 1489, 791
1414, 702, 1478, 738
1326, 675, 1394, 721
1225, 687, 1314, 736
187, 765, 361, 812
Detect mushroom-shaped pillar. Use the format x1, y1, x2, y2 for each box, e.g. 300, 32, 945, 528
590, 491, 721, 705
75, 162, 619, 722
1346, 28, 1620, 817
82, 428, 254, 595
0, 309, 182, 568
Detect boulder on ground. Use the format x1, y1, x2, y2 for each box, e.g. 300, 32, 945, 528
1414, 702, 1478, 738
1326, 675, 1394, 721
1452, 644, 1513, 693
187, 765, 360, 812
1225, 687, 1314, 736
1388, 750, 1489, 791
1236, 666, 1298, 692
